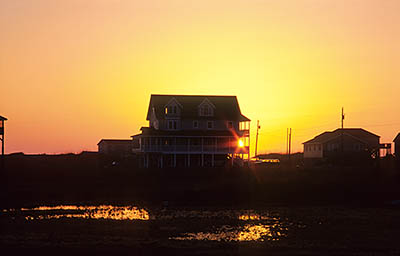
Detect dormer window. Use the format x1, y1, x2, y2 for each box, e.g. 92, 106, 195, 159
198, 98, 215, 117
164, 97, 182, 116
201, 106, 211, 116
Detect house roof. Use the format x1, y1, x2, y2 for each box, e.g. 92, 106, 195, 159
394, 133, 400, 142
146, 94, 250, 122
303, 128, 380, 144
0, 115, 8, 121
131, 133, 142, 139
97, 139, 132, 145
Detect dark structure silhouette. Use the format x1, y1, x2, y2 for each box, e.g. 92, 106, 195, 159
97, 139, 134, 156
132, 95, 250, 168
0, 115, 7, 170
394, 133, 400, 168
394, 133, 400, 156
303, 128, 380, 165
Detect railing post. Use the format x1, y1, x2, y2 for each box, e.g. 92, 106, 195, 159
174, 153, 176, 168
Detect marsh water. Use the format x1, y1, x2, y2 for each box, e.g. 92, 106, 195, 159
2, 205, 288, 242
2, 204, 400, 254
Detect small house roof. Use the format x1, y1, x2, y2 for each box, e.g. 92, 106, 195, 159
394, 133, 400, 142
303, 128, 380, 144
146, 94, 250, 122
97, 139, 132, 145
0, 115, 8, 121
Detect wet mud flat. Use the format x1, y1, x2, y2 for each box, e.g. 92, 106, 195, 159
1, 206, 400, 255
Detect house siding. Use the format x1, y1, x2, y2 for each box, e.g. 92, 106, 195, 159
139, 95, 250, 168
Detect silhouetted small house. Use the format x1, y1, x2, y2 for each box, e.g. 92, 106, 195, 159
394, 133, 400, 159
97, 139, 133, 156
303, 128, 380, 165
134, 94, 250, 168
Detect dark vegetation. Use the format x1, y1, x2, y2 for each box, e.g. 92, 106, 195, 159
1, 152, 399, 208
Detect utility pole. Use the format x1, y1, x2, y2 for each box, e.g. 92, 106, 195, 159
341, 107, 345, 129
341, 107, 345, 164
289, 128, 292, 155
341, 107, 345, 150
286, 128, 289, 155
255, 120, 260, 158
0, 116, 7, 170
286, 128, 292, 163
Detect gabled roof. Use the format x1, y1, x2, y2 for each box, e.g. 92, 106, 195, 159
0, 115, 7, 121
303, 128, 380, 144
394, 133, 400, 142
146, 94, 250, 121
97, 139, 132, 145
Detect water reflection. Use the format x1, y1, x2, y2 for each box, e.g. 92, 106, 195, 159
171, 224, 284, 242
238, 213, 279, 221
10, 205, 149, 220
153, 209, 278, 221
170, 211, 286, 242
2, 206, 290, 242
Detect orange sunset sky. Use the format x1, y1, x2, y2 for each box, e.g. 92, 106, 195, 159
1, 0, 399, 154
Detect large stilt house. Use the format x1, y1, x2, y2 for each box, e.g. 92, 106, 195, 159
133, 95, 250, 168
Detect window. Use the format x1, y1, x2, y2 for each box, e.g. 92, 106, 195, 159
207, 121, 213, 129
228, 121, 233, 129
200, 106, 212, 116
168, 120, 177, 130
193, 120, 199, 129
204, 107, 209, 116
165, 105, 178, 115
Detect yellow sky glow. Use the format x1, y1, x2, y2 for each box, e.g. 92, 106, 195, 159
1, 0, 399, 154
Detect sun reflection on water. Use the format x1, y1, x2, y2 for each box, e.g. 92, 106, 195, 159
170, 211, 286, 242
238, 213, 279, 221
171, 224, 283, 242
2, 206, 290, 242
16, 205, 149, 220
